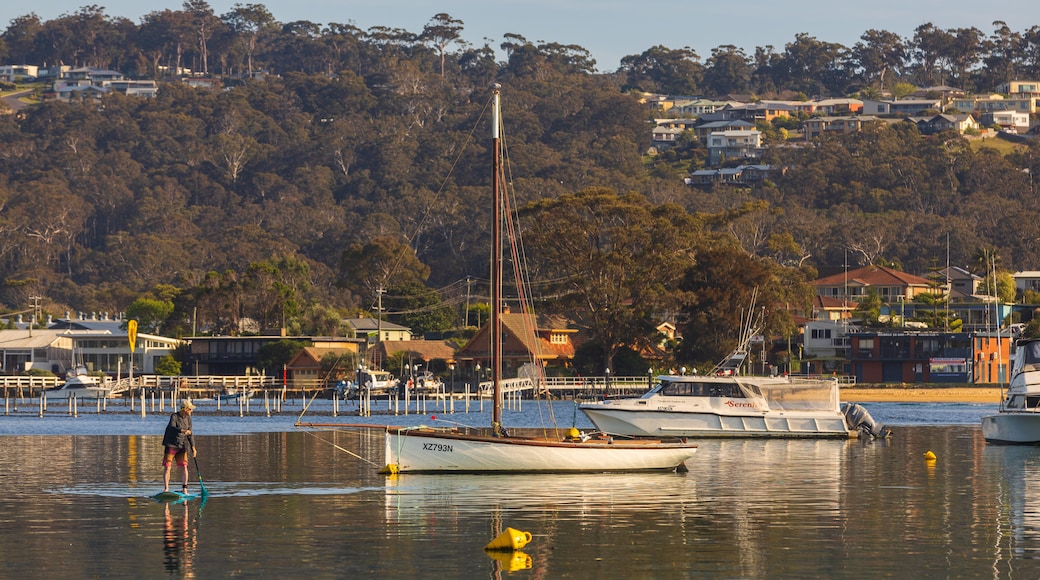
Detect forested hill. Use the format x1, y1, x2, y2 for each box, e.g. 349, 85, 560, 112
0, 7, 1038, 345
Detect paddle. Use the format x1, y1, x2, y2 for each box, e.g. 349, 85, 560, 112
188, 435, 208, 497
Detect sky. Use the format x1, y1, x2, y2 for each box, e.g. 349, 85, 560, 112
6, 0, 1040, 71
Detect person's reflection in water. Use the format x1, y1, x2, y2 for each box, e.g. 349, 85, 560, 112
163, 502, 197, 577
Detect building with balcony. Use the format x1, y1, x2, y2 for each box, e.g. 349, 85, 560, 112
849, 331, 972, 383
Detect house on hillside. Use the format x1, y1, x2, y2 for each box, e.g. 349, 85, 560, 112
285, 346, 358, 384
814, 264, 937, 303
454, 313, 578, 377
707, 130, 762, 165
909, 113, 979, 134
693, 119, 754, 144
862, 98, 941, 116
371, 339, 458, 376
802, 115, 880, 140
980, 110, 1031, 133
344, 318, 411, 343
686, 164, 775, 186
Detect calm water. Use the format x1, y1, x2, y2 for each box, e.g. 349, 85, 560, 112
3, 400, 1040, 578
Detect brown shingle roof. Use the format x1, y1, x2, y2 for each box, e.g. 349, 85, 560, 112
814, 264, 932, 287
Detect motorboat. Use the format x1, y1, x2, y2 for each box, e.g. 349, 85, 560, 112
43, 365, 114, 400
213, 388, 255, 402
580, 300, 888, 440
579, 372, 888, 439
981, 337, 1040, 444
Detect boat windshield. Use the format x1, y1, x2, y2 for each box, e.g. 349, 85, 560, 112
652, 380, 746, 398
1022, 341, 1040, 366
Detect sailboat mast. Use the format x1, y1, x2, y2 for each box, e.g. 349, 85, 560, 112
491, 83, 504, 434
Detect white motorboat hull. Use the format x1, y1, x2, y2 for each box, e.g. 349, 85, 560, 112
43, 386, 114, 400
384, 429, 696, 473
580, 406, 852, 438
981, 412, 1040, 444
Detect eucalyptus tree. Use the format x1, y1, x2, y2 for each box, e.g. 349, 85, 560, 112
267, 20, 326, 74
980, 21, 1023, 89
947, 26, 985, 90
1022, 25, 1040, 79
139, 9, 194, 78
702, 45, 751, 96
338, 235, 431, 309
775, 33, 845, 95
910, 23, 955, 86
183, 0, 222, 75
421, 13, 464, 79
1, 14, 43, 63
618, 45, 702, 94
849, 29, 906, 91
221, 3, 278, 77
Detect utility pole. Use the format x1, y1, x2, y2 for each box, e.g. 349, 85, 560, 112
28, 295, 42, 337
464, 276, 471, 327
375, 287, 385, 368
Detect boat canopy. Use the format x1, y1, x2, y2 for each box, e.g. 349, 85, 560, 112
745, 380, 841, 412
649, 377, 840, 412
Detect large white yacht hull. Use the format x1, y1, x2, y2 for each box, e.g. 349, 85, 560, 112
384, 429, 696, 473
981, 413, 1040, 444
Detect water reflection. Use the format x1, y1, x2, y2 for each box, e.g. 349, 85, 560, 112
9, 427, 1040, 577
381, 437, 850, 577
983, 444, 1040, 563
162, 500, 199, 576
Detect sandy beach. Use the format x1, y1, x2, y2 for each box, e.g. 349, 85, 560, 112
841, 386, 1004, 404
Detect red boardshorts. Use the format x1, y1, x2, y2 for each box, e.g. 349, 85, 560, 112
163, 447, 188, 467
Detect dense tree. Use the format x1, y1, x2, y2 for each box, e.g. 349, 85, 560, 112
0, 10, 1038, 342
519, 188, 700, 371
125, 297, 176, 334
619, 45, 702, 95
702, 45, 751, 96
849, 29, 905, 90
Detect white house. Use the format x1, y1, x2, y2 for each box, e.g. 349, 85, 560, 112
707, 129, 762, 165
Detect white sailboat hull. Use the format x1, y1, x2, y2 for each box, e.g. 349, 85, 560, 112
981, 412, 1040, 444
384, 429, 696, 473
580, 406, 852, 438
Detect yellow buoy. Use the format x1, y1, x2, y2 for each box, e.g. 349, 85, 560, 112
923, 450, 936, 460
379, 463, 400, 475
485, 527, 533, 551
567, 427, 581, 440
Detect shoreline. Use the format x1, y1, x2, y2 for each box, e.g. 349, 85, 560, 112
841, 386, 1004, 404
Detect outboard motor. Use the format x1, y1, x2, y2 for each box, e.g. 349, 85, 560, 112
843, 403, 892, 439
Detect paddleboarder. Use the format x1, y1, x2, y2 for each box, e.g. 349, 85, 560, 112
162, 399, 197, 494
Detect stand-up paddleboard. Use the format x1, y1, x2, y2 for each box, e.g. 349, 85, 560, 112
153, 490, 198, 503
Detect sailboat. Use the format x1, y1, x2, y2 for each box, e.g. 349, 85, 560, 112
382, 84, 697, 473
